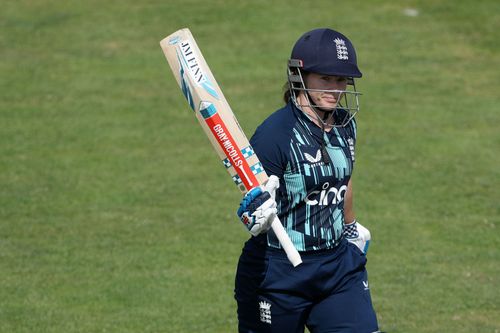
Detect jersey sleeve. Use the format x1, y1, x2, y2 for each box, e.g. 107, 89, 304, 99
250, 124, 286, 179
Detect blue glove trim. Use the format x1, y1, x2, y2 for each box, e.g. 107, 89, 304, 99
237, 187, 263, 218
363, 240, 370, 253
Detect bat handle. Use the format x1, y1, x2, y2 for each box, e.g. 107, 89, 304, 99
271, 217, 302, 267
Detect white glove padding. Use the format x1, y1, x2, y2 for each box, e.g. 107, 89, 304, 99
343, 220, 371, 253
237, 176, 280, 236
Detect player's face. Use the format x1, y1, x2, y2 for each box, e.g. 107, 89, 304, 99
303, 73, 348, 109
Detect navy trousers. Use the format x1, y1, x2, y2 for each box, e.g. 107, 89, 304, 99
235, 238, 379, 333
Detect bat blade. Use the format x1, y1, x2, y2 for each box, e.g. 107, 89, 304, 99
159, 28, 263, 193
160, 28, 302, 266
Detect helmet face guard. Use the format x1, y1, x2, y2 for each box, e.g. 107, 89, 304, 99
288, 28, 363, 127
287, 59, 361, 127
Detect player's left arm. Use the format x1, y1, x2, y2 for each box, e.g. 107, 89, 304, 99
343, 179, 371, 253
344, 179, 355, 224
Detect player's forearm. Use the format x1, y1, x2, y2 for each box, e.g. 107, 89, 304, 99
344, 179, 355, 224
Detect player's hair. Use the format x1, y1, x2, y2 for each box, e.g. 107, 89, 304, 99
283, 82, 291, 103
283, 71, 310, 104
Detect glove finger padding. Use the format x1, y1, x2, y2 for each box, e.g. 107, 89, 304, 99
237, 186, 277, 236
249, 201, 277, 236
252, 193, 277, 213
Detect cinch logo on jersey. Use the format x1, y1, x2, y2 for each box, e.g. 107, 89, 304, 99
305, 182, 347, 206
179, 40, 218, 98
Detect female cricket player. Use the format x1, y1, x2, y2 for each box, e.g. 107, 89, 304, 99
235, 28, 381, 332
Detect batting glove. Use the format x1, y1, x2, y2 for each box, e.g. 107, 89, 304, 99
343, 220, 371, 253
237, 176, 279, 237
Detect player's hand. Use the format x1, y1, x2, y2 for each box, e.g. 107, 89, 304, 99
344, 220, 371, 253
237, 176, 280, 236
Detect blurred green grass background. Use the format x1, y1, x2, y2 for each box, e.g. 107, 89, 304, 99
1, 1, 498, 332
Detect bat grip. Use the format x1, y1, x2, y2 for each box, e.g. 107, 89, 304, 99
271, 217, 302, 267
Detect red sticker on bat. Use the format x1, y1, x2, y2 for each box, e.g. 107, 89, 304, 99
202, 105, 258, 190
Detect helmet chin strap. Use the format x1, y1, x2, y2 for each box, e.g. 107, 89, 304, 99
301, 92, 332, 164
304, 92, 335, 128
320, 108, 334, 121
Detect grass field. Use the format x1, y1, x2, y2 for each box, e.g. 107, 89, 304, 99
1, 0, 499, 332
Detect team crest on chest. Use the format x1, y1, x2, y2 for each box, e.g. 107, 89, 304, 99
347, 137, 355, 162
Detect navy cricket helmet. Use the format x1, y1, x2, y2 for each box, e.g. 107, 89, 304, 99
286, 28, 363, 128
291, 28, 362, 78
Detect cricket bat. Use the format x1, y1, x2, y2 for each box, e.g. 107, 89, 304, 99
159, 28, 302, 267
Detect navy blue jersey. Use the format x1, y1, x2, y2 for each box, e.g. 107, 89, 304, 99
251, 102, 357, 251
